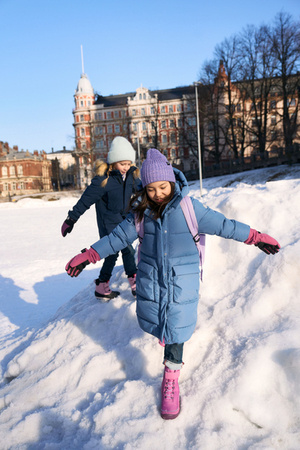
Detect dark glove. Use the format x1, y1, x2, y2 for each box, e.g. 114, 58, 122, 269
244, 229, 280, 255
65, 247, 100, 277
61, 217, 76, 237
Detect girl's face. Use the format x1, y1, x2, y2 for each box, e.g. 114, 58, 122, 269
146, 181, 172, 204
114, 160, 132, 175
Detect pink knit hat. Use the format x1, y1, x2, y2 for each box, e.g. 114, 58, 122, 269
141, 148, 176, 187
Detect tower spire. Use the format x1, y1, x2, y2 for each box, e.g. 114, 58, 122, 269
81, 45, 85, 74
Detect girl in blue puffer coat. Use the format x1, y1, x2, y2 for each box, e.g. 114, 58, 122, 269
61, 137, 141, 299
65, 148, 280, 420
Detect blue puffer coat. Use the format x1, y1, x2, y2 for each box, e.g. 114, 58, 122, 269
68, 164, 141, 237
91, 169, 250, 344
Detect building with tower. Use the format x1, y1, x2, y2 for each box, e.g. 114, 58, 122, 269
72, 60, 299, 188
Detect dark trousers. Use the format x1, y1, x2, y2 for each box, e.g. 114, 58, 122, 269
99, 244, 137, 281
164, 343, 184, 364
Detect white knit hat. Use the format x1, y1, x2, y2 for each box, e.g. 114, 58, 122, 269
107, 137, 136, 164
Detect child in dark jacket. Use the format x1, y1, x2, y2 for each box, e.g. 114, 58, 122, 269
61, 136, 141, 299
65, 148, 280, 420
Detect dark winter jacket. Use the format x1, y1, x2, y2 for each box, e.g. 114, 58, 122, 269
91, 168, 250, 344
68, 163, 141, 237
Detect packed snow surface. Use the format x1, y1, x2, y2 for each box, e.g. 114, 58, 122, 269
0, 165, 300, 449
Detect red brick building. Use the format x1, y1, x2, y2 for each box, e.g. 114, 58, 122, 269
0, 142, 52, 198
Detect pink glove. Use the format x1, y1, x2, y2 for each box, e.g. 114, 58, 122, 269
61, 217, 76, 237
65, 247, 100, 277
244, 229, 281, 255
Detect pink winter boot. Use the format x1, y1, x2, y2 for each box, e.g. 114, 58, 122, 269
161, 366, 180, 420
128, 274, 136, 296
94, 279, 120, 300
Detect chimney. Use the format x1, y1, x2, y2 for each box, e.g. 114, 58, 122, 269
13, 145, 18, 152
4, 142, 9, 153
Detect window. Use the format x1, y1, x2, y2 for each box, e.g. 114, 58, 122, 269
142, 122, 147, 131
80, 101, 84, 107
94, 126, 101, 135
81, 128, 85, 136
271, 130, 277, 140
288, 98, 296, 107
2, 166, 8, 177
141, 108, 145, 115
270, 100, 276, 110
170, 119, 175, 128
187, 117, 196, 126
271, 115, 276, 125
114, 110, 119, 118
163, 149, 168, 157
10, 166, 15, 176
177, 104, 182, 112
161, 120, 166, 129
178, 119, 183, 127
4, 183, 8, 191
123, 124, 127, 131
161, 106, 166, 113
169, 105, 173, 113
88, 101, 91, 106
80, 114, 84, 121
133, 122, 138, 131
171, 148, 176, 158
132, 109, 136, 116
139, 94, 142, 100
171, 133, 176, 143
150, 107, 155, 114
106, 111, 112, 119
143, 93, 146, 99
107, 125, 113, 134
95, 112, 102, 120
162, 134, 167, 143
115, 124, 120, 133
17, 165, 23, 175
96, 141, 101, 148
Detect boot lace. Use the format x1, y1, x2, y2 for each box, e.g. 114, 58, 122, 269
163, 379, 175, 400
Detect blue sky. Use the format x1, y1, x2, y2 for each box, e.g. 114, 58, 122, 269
0, 0, 299, 153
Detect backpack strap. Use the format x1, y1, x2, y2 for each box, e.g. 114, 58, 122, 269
134, 214, 144, 263
180, 196, 205, 280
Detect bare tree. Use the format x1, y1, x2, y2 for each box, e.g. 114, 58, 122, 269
237, 24, 277, 158
269, 12, 300, 154
215, 35, 241, 159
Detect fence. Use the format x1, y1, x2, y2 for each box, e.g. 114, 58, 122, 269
185, 144, 300, 181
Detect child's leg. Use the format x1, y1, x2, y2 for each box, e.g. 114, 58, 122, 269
164, 343, 184, 370
98, 253, 119, 282
121, 245, 137, 277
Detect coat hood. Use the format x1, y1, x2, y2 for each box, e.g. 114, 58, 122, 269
173, 168, 189, 199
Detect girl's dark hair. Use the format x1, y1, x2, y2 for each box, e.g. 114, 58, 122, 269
129, 182, 175, 222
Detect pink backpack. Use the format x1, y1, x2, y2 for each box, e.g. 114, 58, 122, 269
135, 196, 206, 280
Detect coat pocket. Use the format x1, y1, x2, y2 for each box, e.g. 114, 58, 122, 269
171, 264, 200, 304
137, 261, 159, 302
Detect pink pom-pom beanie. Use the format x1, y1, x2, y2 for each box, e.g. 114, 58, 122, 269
141, 148, 176, 187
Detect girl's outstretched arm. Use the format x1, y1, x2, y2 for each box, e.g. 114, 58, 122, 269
65, 213, 138, 277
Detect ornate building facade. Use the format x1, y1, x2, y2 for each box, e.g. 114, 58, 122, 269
72, 62, 299, 188
72, 74, 200, 188
0, 142, 52, 198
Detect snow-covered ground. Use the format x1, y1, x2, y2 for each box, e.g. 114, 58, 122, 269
0, 164, 300, 449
